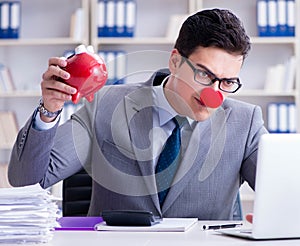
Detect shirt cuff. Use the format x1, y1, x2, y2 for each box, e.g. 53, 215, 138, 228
33, 110, 60, 131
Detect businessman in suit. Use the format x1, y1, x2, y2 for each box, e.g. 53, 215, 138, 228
8, 9, 267, 220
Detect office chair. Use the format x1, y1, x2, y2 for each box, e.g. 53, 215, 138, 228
62, 168, 92, 216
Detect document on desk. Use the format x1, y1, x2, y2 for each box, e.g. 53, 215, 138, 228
0, 184, 60, 244
94, 218, 198, 232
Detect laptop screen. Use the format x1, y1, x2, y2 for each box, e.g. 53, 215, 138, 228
252, 133, 300, 239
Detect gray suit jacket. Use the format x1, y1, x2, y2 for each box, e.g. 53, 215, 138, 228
8, 69, 268, 220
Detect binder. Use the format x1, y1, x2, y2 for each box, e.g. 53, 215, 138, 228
70, 8, 83, 41
98, 50, 127, 85
0, 2, 10, 38
286, 0, 295, 36
288, 103, 296, 133
105, 51, 116, 85
283, 56, 296, 92
257, 0, 268, 36
267, 103, 278, 133
124, 0, 136, 37
97, 0, 106, 37
277, 0, 287, 36
116, 0, 125, 36
267, 102, 297, 133
98, 50, 106, 62
267, 0, 278, 36
115, 50, 126, 84
98, 0, 136, 37
8, 1, 20, 38
278, 103, 288, 133
106, 0, 116, 37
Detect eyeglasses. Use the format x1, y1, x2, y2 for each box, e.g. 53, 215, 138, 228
183, 57, 242, 93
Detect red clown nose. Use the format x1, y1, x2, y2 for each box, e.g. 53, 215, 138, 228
199, 87, 224, 108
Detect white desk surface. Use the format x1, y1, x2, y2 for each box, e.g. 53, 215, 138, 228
3, 221, 300, 246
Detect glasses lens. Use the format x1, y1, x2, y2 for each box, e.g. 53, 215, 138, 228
219, 79, 240, 92
194, 69, 212, 85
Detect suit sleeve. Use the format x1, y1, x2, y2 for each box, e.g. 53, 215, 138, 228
240, 105, 268, 190
8, 100, 96, 189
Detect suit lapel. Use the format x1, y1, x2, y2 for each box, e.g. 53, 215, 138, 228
124, 86, 161, 214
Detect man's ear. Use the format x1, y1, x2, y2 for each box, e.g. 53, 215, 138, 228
169, 52, 181, 72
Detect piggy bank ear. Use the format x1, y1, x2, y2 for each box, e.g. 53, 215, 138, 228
87, 45, 95, 53
86, 45, 104, 64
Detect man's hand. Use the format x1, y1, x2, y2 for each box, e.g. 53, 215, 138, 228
40, 57, 77, 122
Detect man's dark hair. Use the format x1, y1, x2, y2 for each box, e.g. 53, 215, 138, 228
174, 8, 251, 60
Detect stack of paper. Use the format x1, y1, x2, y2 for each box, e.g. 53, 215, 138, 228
0, 184, 60, 244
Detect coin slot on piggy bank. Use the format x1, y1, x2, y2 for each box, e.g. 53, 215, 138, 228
62, 44, 108, 104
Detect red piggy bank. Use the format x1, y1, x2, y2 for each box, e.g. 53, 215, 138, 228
63, 45, 108, 104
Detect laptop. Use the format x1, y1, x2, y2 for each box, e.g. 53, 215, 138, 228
218, 133, 300, 240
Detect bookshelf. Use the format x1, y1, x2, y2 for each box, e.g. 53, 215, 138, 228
0, 0, 89, 164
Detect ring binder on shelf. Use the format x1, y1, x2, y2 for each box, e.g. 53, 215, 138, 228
256, 0, 295, 37
97, 0, 136, 37
0, 1, 20, 39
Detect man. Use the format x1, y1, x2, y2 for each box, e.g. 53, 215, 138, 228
8, 9, 267, 220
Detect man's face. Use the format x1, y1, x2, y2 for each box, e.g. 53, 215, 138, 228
165, 47, 243, 121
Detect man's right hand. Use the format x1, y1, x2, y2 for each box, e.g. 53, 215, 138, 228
40, 57, 77, 122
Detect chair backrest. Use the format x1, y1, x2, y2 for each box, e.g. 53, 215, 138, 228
62, 168, 92, 216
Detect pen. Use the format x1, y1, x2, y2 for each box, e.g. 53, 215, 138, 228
202, 222, 243, 230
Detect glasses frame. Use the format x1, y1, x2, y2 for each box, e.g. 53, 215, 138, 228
183, 57, 242, 93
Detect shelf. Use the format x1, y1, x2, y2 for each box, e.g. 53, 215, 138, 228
0, 38, 88, 46
250, 36, 297, 44
96, 36, 297, 46
231, 90, 298, 97
96, 37, 177, 45
0, 91, 41, 98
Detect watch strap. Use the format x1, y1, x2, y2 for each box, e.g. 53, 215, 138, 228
38, 99, 63, 118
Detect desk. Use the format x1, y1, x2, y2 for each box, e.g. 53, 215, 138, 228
3, 221, 300, 246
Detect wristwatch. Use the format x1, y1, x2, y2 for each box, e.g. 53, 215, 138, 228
37, 99, 63, 118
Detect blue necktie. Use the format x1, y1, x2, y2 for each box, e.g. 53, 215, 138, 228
155, 117, 181, 206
